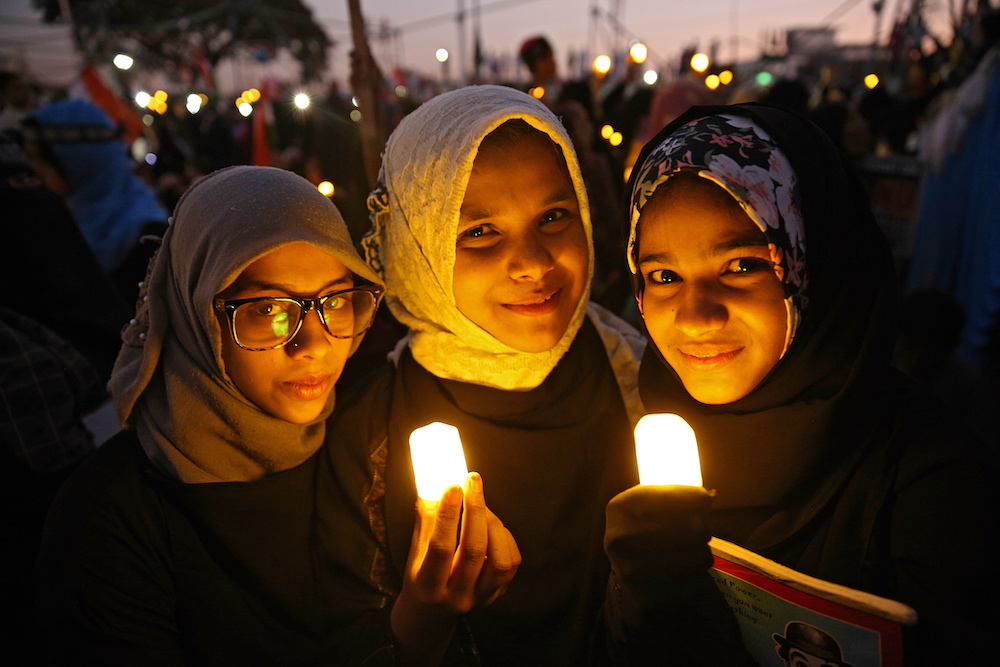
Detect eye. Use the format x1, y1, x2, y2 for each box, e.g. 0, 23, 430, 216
542, 208, 567, 223
646, 269, 680, 285
248, 300, 289, 317
457, 223, 499, 248
724, 257, 774, 275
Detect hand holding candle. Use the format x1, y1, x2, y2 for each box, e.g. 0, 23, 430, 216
391, 422, 521, 662
605, 413, 714, 586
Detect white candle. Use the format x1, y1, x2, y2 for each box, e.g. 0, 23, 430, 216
409, 421, 469, 501
634, 413, 703, 487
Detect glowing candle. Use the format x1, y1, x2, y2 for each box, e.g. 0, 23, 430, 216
409, 421, 469, 501
634, 413, 703, 487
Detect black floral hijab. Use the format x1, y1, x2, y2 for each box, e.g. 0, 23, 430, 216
628, 114, 807, 356
628, 104, 899, 564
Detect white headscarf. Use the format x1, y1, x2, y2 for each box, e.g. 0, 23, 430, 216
362, 85, 595, 391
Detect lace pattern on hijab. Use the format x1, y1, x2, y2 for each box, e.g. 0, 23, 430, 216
362, 85, 594, 391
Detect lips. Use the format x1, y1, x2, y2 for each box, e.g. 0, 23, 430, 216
283, 374, 333, 401
677, 345, 743, 370
503, 289, 560, 316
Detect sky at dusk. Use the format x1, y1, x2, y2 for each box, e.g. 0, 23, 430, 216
1, 0, 957, 89
306, 0, 951, 81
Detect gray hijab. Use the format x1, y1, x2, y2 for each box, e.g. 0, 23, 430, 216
109, 166, 383, 483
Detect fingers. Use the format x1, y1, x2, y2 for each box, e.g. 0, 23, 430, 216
474, 509, 521, 605
410, 485, 463, 592
450, 473, 489, 593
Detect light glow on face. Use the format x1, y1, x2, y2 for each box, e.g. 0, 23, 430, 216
634, 413, 702, 487
409, 422, 469, 501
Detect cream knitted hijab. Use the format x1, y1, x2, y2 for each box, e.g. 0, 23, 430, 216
109, 166, 383, 483
363, 85, 594, 390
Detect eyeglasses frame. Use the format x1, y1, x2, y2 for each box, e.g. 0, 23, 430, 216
214, 284, 384, 351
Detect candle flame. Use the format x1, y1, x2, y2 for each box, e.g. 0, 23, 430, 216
634, 413, 702, 487
409, 422, 469, 501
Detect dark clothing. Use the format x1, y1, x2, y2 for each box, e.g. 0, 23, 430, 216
611, 103, 1000, 665
2, 180, 132, 381
326, 318, 639, 666
35, 430, 394, 665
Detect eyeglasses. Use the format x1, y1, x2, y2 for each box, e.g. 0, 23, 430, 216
214, 285, 383, 351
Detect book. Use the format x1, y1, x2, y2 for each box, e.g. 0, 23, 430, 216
708, 537, 918, 667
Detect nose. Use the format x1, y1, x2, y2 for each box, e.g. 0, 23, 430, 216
286, 309, 332, 358
507, 232, 555, 282
673, 280, 728, 337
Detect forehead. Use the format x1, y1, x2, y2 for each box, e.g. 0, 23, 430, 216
638, 179, 765, 256
223, 242, 352, 295
461, 134, 574, 210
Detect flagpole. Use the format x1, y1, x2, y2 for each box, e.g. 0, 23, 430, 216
347, 0, 386, 190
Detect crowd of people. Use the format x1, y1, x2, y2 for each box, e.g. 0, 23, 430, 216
2, 5, 999, 665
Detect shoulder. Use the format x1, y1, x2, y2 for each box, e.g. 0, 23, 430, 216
586, 302, 647, 425
39, 430, 172, 566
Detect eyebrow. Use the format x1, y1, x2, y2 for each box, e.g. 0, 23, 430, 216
637, 231, 769, 265
459, 185, 577, 223
235, 273, 354, 295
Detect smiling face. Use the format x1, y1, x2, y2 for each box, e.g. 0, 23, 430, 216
453, 130, 589, 353
636, 177, 787, 404
216, 242, 354, 424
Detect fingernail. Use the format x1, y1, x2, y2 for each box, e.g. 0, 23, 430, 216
470, 472, 483, 492
444, 485, 462, 505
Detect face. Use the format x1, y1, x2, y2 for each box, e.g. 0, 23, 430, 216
216, 242, 354, 424
453, 133, 589, 353
636, 180, 787, 404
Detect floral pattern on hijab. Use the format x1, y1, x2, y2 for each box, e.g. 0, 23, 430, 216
627, 114, 808, 352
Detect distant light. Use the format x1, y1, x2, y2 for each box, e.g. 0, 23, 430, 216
113, 54, 134, 70
719, 69, 734, 85
864, 73, 880, 89
153, 100, 168, 115
130, 136, 149, 162
610, 131, 623, 146
643, 70, 658, 85
144, 153, 157, 165
529, 86, 545, 99
154, 90, 168, 103
142, 114, 154, 126
690, 52, 710, 73
395, 85, 409, 98
350, 109, 362, 122
629, 42, 648, 64
593, 54, 612, 74
198, 93, 209, 105
238, 102, 253, 117
135, 91, 151, 108
600, 124, 614, 140
244, 88, 261, 103
186, 93, 203, 114
293, 93, 310, 109
318, 181, 335, 197
435, 48, 449, 63
755, 71, 774, 86
705, 74, 721, 90
351, 96, 359, 107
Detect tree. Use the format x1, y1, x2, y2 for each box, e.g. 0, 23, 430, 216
33, 0, 332, 82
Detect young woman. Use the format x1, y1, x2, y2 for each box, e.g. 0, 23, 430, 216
603, 104, 999, 664
35, 166, 509, 664
326, 85, 646, 665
